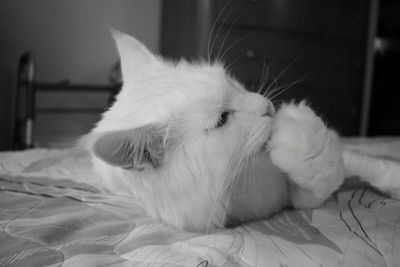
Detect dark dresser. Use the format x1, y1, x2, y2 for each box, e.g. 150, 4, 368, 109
161, 0, 377, 136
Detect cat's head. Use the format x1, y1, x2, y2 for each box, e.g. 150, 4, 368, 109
87, 30, 276, 231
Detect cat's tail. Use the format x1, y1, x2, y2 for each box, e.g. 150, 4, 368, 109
341, 137, 400, 199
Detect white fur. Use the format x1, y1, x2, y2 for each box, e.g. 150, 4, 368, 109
85, 30, 346, 232
269, 102, 344, 208
341, 138, 400, 199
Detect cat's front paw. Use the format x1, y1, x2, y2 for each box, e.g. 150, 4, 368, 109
268, 102, 326, 178
268, 102, 344, 198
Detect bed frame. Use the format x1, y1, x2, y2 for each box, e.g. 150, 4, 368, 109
13, 52, 121, 149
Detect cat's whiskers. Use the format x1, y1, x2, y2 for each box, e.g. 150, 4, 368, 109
267, 73, 311, 101
244, 152, 258, 217
206, 0, 255, 74
208, 0, 239, 63
215, 13, 240, 62
239, 152, 252, 197
256, 60, 267, 94
207, 0, 232, 62
257, 60, 272, 95
220, 31, 256, 63
263, 71, 278, 98
222, 156, 245, 227
224, 54, 245, 72
224, 148, 251, 218
206, 150, 245, 232
258, 55, 302, 99
224, 149, 258, 227
271, 99, 285, 107
249, 152, 258, 190
262, 55, 301, 98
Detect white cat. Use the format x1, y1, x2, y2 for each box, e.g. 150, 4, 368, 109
84, 30, 398, 232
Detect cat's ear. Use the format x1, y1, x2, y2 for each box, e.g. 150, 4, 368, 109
92, 124, 168, 171
110, 29, 158, 78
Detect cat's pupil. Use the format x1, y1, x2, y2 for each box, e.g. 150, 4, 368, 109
216, 111, 230, 128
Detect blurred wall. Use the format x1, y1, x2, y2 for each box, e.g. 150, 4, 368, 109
0, 0, 161, 149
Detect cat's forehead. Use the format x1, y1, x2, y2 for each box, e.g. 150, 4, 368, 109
113, 61, 247, 127
153, 61, 245, 101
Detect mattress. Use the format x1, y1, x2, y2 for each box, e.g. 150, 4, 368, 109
0, 148, 399, 266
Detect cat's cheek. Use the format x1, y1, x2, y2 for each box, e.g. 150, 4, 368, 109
226, 151, 289, 225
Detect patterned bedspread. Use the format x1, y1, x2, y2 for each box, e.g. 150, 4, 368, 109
0, 148, 399, 266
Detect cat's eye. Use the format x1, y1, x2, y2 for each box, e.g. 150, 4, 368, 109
215, 111, 232, 128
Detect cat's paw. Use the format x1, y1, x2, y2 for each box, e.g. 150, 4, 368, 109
268, 102, 344, 200
268, 102, 327, 178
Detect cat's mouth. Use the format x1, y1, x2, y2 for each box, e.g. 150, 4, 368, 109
246, 116, 272, 156
255, 136, 270, 155
258, 142, 268, 153
260, 122, 273, 153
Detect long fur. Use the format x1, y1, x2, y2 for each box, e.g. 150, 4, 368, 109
84, 31, 293, 231
83, 30, 400, 232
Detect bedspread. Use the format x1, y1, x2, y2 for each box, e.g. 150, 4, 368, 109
0, 148, 399, 267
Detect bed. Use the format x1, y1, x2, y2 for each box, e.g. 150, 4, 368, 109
1, 147, 400, 266
2, 54, 400, 267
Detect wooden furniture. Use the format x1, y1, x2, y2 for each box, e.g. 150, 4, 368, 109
161, 0, 378, 136
368, 0, 400, 135
0, 69, 14, 150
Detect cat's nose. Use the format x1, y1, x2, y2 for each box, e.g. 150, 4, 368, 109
246, 93, 275, 117
262, 101, 275, 117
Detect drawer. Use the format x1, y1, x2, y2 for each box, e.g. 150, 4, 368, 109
212, 29, 364, 135
214, 0, 369, 41
0, 93, 12, 150
240, 76, 362, 135
0, 73, 13, 150
242, 75, 363, 136
213, 29, 365, 88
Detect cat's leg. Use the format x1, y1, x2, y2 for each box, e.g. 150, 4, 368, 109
342, 149, 400, 199
268, 102, 345, 208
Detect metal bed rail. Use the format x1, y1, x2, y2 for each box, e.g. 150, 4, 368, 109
13, 52, 121, 149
